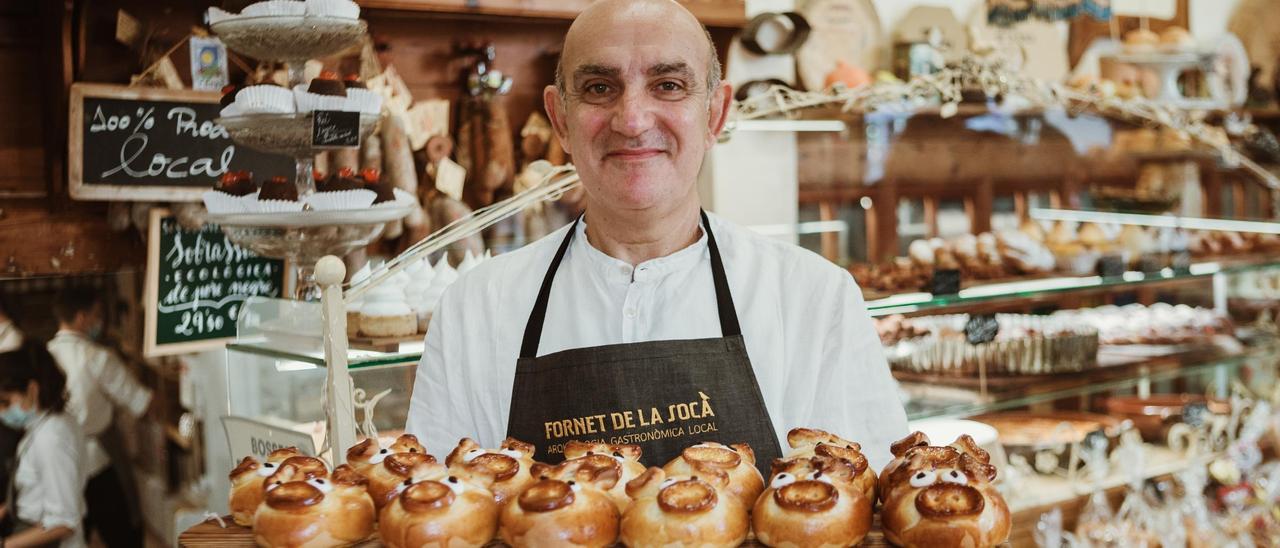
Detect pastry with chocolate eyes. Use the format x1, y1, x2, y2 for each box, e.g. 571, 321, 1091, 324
499, 455, 622, 547
378, 460, 500, 548
563, 441, 645, 511
620, 466, 749, 548
784, 427, 878, 501
752, 455, 873, 548
228, 447, 304, 526
364, 450, 439, 509
252, 463, 376, 548
662, 442, 763, 511
346, 434, 427, 478
445, 437, 537, 505
879, 432, 1010, 548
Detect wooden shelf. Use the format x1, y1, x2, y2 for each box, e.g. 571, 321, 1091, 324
357, 0, 748, 27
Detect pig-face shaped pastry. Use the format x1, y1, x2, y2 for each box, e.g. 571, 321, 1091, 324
345, 434, 427, 477
445, 437, 537, 505
563, 441, 645, 512
378, 460, 500, 548
620, 467, 749, 548
662, 442, 763, 510
253, 463, 376, 548
366, 450, 439, 510
752, 456, 873, 547
879, 433, 1011, 548
785, 427, 878, 501
228, 447, 302, 526
499, 455, 621, 548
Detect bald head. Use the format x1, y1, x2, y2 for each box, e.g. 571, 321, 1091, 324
555, 0, 721, 96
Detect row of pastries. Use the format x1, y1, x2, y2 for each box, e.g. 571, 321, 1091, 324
228, 429, 1010, 547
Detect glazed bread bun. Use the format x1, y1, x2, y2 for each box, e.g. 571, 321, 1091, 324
499, 455, 621, 548
228, 447, 302, 526
378, 460, 500, 548
784, 427, 877, 501
445, 437, 537, 505
253, 463, 376, 548
879, 432, 1011, 548
752, 456, 873, 548
366, 451, 439, 509
662, 442, 763, 511
620, 466, 749, 548
563, 441, 646, 512
345, 434, 427, 478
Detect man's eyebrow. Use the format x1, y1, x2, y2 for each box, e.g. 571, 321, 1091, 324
572, 64, 620, 83
648, 62, 695, 80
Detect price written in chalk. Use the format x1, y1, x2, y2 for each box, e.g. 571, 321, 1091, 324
312, 110, 361, 148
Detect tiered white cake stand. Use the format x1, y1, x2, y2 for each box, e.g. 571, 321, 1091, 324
208, 13, 411, 299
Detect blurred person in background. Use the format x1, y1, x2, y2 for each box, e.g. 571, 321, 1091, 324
0, 342, 88, 548
47, 288, 149, 547
0, 296, 24, 538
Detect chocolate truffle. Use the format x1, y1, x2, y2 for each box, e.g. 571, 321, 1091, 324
307, 70, 347, 97
318, 167, 363, 192
259, 175, 298, 201
215, 171, 256, 196
362, 169, 395, 204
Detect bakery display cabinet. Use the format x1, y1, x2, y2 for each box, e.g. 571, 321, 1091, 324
224, 296, 420, 459
776, 97, 1280, 544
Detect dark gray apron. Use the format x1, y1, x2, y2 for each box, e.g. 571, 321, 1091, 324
506, 211, 782, 476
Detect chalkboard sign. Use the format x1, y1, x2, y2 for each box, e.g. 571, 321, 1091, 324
144, 209, 286, 356
312, 110, 361, 148
69, 83, 293, 202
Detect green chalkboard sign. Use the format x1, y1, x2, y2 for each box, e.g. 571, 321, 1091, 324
144, 209, 285, 356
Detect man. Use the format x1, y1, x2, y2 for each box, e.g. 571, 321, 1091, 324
47, 288, 149, 547
406, 0, 908, 469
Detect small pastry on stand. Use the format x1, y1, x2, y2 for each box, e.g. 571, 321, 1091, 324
228, 447, 303, 526
365, 450, 439, 509
752, 456, 874, 548
620, 467, 749, 548
378, 460, 500, 548
784, 427, 877, 501
879, 432, 1011, 548
253, 462, 376, 548
346, 434, 428, 478
563, 441, 646, 511
445, 437, 537, 505
662, 442, 763, 511
499, 455, 621, 548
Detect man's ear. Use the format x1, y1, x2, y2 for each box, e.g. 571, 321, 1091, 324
544, 84, 571, 148
706, 80, 733, 142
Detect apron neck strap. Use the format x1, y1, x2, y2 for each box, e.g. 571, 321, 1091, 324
519, 210, 741, 359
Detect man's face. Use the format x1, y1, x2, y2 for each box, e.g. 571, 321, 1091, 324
547, 11, 730, 214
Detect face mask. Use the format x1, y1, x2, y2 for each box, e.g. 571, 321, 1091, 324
0, 403, 34, 430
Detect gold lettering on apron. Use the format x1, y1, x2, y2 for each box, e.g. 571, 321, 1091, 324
699, 391, 716, 417
572, 416, 588, 435
623, 411, 636, 429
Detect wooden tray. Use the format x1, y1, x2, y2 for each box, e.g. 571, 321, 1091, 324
348, 332, 425, 352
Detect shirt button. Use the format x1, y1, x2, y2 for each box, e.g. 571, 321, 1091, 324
625, 308, 637, 318
619, 265, 631, 276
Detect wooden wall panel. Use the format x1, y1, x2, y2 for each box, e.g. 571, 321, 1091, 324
0, 2, 47, 196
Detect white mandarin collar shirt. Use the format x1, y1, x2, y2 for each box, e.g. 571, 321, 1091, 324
406, 213, 908, 469
47, 330, 153, 476
14, 412, 88, 548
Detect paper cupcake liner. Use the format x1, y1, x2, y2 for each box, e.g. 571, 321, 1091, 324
235, 85, 294, 111
303, 189, 376, 211
305, 0, 360, 19
254, 199, 305, 213
242, 0, 306, 16
207, 7, 237, 24
203, 190, 249, 214
344, 88, 383, 115
292, 85, 347, 113
219, 103, 244, 118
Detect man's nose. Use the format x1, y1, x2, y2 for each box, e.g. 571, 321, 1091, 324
610, 88, 656, 137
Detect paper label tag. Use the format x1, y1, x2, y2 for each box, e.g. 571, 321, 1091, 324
188, 36, 229, 91
435, 157, 466, 202
1098, 254, 1126, 278
405, 100, 450, 151
928, 269, 961, 295
964, 314, 1000, 345
116, 9, 142, 48
312, 110, 361, 148
222, 416, 317, 461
